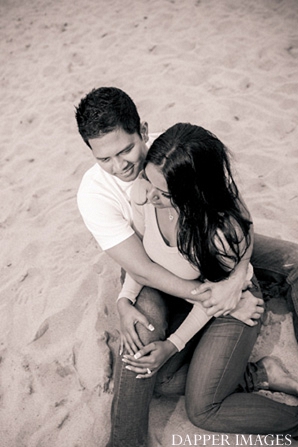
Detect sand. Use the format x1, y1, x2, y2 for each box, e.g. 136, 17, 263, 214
1, 0, 298, 445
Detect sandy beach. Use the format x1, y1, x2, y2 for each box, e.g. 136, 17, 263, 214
1, 0, 298, 445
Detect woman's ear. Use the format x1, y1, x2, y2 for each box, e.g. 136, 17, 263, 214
140, 121, 149, 143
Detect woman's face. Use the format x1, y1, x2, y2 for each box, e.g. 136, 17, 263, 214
142, 163, 172, 208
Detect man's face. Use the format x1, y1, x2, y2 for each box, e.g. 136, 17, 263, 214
89, 126, 148, 182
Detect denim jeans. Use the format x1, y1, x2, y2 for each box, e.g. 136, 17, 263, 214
252, 233, 298, 341
107, 234, 298, 446
184, 315, 298, 434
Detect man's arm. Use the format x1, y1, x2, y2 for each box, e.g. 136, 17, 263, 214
106, 234, 203, 301
198, 240, 253, 317
197, 196, 255, 316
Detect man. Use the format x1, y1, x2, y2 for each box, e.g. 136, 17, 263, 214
76, 87, 298, 446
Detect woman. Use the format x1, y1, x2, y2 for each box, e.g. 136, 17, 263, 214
108, 123, 298, 447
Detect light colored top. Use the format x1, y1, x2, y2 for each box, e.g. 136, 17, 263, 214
119, 179, 253, 351
77, 134, 158, 251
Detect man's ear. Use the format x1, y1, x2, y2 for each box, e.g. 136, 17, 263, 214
140, 121, 149, 143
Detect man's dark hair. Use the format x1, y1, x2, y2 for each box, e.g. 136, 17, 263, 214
75, 87, 141, 148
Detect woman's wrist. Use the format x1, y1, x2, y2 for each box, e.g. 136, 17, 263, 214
117, 297, 133, 315
164, 339, 179, 356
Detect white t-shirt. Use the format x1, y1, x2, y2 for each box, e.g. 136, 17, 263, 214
77, 134, 158, 251
77, 164, 135, 250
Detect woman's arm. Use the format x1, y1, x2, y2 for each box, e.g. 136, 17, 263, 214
167, 302, 210, 351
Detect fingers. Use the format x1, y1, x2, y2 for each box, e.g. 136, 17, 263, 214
245, 319, 258, 327
251, 306, 264, 320
122, 356, 154, 375
123, 363, 154, 378
202, 295, 222, 309
123, 356, 152, 368
133, 342, 156, 359
122, 330, 142, 355
137, 316, 155, 332
193, 289, 211, 302
206, 305, 224, 317
122, 342, 156, 368
122, 336, 135, 356
120, 312, 156, 357
136, 369, 154, 379
119, 338, 124, 356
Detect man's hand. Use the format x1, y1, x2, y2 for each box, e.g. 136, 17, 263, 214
230, 290, 264, 326
122, 340, 177, 378
189, 275, 244, 317
117, 298, 155, 355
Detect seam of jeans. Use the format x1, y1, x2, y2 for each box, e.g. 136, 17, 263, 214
111, 356, 125, 446
212, 322, 245, 406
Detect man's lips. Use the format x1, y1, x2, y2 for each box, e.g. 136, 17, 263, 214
120, 165, 134, 176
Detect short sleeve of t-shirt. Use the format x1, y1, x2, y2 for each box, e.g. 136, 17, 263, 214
77, 165, 134, 251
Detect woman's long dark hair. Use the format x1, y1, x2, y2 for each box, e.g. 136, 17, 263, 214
145, 123, 252, 282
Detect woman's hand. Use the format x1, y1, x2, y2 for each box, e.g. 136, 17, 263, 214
117, 298, 155, 355
122, 340, 178, 378
229, 290, 264, 326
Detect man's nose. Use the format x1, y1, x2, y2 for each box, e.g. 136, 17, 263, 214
112, 156, 124, 173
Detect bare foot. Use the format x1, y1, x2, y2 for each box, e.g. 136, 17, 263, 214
257, 356, 298, 396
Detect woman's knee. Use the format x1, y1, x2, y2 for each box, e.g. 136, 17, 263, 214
135, 320, 165, 345
186, 400, 219, 432
135, 287, 168, 344
186, 400, 210, 429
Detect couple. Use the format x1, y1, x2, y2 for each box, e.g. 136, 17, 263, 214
76, 87, 298, 447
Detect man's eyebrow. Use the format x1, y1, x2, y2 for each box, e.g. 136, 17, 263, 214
95, 143, 135, 160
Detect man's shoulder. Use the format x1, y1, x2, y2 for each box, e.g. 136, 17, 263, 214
78, 164, 111, 196
80, 163, 101, 183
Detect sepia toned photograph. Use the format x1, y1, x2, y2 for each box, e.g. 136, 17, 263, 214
1, 0, 298, 446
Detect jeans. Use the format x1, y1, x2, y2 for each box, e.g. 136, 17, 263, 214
184, 315, 298, 434
107, 287, 168, 447
251, 233, 298, 341
107, 234, 298, 446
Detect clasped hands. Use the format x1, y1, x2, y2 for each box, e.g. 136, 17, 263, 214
122, 339, 177, 379
117, 298, 178, 379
